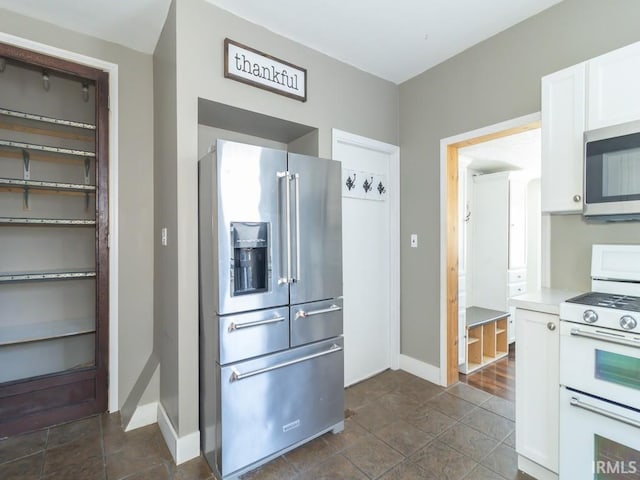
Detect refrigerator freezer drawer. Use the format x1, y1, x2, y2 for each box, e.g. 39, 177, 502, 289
218, 308, 290, 365
290, 298, 343, 347
217, 337, 344, 477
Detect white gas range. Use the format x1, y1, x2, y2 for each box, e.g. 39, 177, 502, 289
559, 244, 640, 479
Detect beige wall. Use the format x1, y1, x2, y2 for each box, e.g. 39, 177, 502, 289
151, 0, 399, 436
399, 0, 640, 366
153, 1, 180, 426
0, 10, 156, 409
550, 215, 640, 291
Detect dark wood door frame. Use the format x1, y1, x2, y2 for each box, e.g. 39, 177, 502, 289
0, 42, 110, 436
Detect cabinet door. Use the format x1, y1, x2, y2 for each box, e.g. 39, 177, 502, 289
588, 41, 640, 130
541, 63, 586, 213
515, 309, 559, 473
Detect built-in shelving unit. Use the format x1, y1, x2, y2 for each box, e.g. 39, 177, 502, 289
460, 306, 510, 374
0, 42, 109, 437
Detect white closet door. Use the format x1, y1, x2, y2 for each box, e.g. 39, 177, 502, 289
471, 173, 509, 311
333, 131, 397, 387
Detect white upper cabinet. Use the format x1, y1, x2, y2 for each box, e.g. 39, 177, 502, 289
588, 42, 640, 130
541, 63, 586, 213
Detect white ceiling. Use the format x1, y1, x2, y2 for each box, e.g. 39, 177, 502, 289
459, 128, 541, 178
0, 0, 562, 84
0, 0, 172, 54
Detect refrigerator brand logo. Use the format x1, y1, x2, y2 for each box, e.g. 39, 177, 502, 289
282, 419, 301, 433
224, 38, 307, 102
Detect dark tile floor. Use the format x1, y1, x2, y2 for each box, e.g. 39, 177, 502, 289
0, 368, 528, 480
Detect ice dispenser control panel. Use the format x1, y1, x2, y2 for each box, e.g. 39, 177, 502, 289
231, 222, 269, 296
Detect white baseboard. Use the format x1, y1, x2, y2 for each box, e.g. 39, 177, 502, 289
124, 402, 158, 432
157, 403, 200, 465
399, 354, 443, 386
518, 455, 558, 480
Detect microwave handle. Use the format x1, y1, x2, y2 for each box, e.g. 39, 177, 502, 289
570, 396, 640, 429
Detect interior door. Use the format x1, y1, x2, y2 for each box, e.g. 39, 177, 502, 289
287, 153, 342, 305
333, 137, 392, 386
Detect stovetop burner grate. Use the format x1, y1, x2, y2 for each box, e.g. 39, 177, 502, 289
566, 292, 640, 312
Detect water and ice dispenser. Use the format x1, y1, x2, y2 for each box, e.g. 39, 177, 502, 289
231, 222, 268, 296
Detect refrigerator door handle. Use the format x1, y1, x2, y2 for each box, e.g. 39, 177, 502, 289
230, 343, 343, 381
293, 172, 301, 283
277, 171, 292, 284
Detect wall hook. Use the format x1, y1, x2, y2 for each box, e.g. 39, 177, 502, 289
345, 173, 356, 191
0, 57, 6, 73
42, 71, 50, 91
362, 176, 373, 193
82, 83, 89, 102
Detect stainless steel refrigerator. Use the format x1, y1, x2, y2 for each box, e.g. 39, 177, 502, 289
198, 140, 344, 480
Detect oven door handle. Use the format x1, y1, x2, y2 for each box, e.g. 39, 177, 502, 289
570, 328, 640, 349
230, 344, 342, 381
570, 396, 640, 429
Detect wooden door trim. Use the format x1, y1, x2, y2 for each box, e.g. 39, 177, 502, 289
442, 116, 541, 386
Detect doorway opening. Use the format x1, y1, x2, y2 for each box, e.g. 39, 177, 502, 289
440, 114, 542, 388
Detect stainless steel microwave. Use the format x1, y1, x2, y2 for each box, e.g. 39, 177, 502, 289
584, 119, 640, 219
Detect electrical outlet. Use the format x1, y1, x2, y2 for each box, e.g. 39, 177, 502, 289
161, 227, 168, 247
410, 234, 418, 248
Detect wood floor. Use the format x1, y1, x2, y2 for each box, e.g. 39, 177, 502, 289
459, 343, 516, 401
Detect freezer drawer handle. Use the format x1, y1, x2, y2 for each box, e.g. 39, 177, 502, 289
295, 304, 342, 320
228, 315, 286, 332
230, 343, 342, 382
570, 328, 640, 349
570, 396, 640, 429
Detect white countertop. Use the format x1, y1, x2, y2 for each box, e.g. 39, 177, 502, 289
509, 288, 585, 315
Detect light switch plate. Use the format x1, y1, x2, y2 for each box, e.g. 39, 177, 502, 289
411, 234, 418, 248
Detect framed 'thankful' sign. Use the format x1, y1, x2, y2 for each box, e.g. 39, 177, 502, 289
224, 38, 307, 102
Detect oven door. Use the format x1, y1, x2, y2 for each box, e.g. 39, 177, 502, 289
560, 387, 640, 479
560, 321, 640, 410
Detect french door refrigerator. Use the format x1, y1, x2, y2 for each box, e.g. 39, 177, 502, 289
198, 140, 344, 480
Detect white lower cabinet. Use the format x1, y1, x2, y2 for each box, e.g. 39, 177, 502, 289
515, 308, 559, 480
